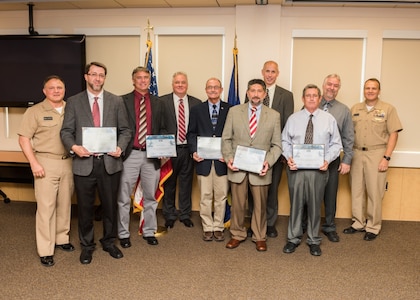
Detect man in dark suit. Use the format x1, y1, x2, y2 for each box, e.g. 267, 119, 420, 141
222, 79, 282, 252
61, 62, 131, 264
160, 72, 202, 228
245, 60, 294, 238
187, 78, 232, 242
117, 66, 163, 247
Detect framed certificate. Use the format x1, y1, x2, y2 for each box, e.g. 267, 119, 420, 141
146, 135, 177, 158
82, 127, 116, 153
197, 136, 222, 160
233, 145, 266, 173
292, 144, 325, 169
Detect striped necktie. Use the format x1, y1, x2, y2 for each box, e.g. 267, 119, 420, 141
138, 96, 147, 147
249, 106, 257, 138
178, 99, 186, 143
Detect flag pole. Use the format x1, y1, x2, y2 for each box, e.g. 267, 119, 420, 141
144, 18, 154, 67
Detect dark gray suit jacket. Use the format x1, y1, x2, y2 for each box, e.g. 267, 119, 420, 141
159, 93, 202, 138
121, 91, 162, 169
60, 90, 132, 176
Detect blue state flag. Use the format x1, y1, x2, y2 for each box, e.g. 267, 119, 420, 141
145, 41, 158, 96
224, 46, 240, 228
227, 47, 240, 106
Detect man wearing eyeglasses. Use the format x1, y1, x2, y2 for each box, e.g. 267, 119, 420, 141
187, 78, 232, 242
61, 62, 132, 264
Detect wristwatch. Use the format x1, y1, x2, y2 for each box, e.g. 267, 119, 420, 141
383, 155, 391, 161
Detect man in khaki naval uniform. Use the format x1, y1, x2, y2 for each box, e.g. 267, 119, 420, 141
18, 75, 74, 267
344, 78, 402, 241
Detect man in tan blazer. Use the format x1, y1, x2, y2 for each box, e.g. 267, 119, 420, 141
222, 79, 282, 252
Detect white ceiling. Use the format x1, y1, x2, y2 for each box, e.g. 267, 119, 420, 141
0, 0, 418, 11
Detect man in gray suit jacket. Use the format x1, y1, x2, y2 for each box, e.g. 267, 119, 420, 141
245, 60, 294, 238
222, 79, 282, 252
61, 62, 131, 264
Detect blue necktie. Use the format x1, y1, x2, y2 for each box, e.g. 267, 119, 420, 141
211, 104, 218, 130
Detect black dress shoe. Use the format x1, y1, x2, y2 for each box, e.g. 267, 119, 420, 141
80, 249, 93, 264
55, 243, 75, 252
143, 236, 158, 245
309, 244, 322, 256
364, 232, 378, 241
165, 219, 175, 228
343, 226, 364, 234
323, 231, 340, 242
40, 256, 55, 267
266, 226, 278, 238
247, 227, 253, 238
180, 219, 194, 227
119, 238, 131, 248
103, 245, 123, 259
283, 242, 298, 254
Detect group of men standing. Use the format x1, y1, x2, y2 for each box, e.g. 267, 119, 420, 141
18, 59, 402, 267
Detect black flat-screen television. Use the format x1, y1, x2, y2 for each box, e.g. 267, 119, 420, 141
0, 34, 86, 107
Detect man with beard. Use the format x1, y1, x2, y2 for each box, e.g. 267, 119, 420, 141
61, 62, 131, 264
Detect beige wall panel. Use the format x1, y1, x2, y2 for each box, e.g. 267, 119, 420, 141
381, 39, 420, 152
292, 38, 363, 112
336, 175, 352, 219
278, 169, 290, 216
382, 168, 403, 220
157, 35, 223, 101
85, 36, 141, 96
400, 168, 420, 220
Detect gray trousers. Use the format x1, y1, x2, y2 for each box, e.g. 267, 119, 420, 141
286, 168, 328, 245
117, 150, 160, 238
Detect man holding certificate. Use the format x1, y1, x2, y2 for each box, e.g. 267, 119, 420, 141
160, 72, 202, 229
187, 78, 232, 242
61, 62, 132, 264
281, 84, 342, 256
222, 79, 282, 252
117, 67, 163, 247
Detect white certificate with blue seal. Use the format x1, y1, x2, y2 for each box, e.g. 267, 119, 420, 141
197, 137, 222, 160
292, 144, 325, 169
146, 135, 177, 158
232, 145, 266, 173
82, 127, 116, 153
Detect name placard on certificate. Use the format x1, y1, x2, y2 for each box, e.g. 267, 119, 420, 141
146, 135, 177, 158
197, 137, 222, 160
292, 144, 325, 169
233, 145, 266, 174
82, 127, 116, 153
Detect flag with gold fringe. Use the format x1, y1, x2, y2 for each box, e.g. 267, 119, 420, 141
224, 39, 240, 228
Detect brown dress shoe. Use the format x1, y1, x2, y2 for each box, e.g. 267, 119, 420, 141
255, 241, 267, 251
226, 238, 242, 249
213, 231, 225, 242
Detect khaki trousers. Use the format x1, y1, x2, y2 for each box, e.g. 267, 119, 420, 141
350, 149, 387, 234
34, 155, 73, 257
230, 174, 268, 242
197, 163, 228, 232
